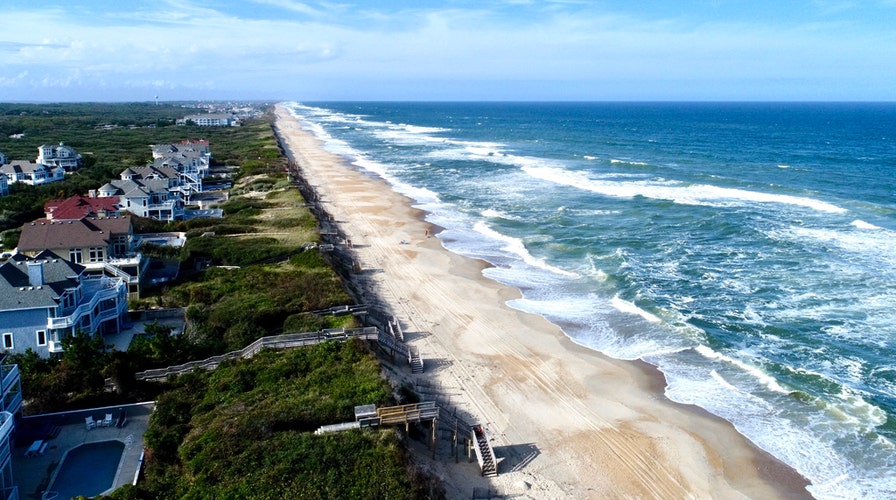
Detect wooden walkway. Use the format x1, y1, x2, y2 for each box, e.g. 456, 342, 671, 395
136, 327, 378, 380
314, 401, 498, 477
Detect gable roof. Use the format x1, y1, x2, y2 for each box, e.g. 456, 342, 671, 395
0, 160, 43, 175
18, 216, 132, 253
44, 194, 121, 221
0, 250, 83, 310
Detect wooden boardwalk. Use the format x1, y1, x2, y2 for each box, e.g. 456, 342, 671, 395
136, 327, 378, 380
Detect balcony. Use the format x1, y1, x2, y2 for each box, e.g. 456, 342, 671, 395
47, 278, 126, 330
0, 365, 17, 393
0, 411, 13, 442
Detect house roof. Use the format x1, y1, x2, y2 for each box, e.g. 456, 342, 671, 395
18, 216, 132, 253
44, 194, 120, 220
0, 250, 83, 311
128, 165, 179, 180
0, 160, 43, 175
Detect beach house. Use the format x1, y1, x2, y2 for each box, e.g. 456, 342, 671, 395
0, 250, 128, 357
0, 161, 65, 186
43, 194, 121, 221
150, 140, 211, 201
37, 143, 81, 172
97, 167, 185, 222
17, 215, 145, 298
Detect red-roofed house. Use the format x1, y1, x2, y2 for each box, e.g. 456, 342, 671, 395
44, 194, 121, 221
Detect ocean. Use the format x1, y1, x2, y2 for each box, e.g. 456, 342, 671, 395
285, 101, 896, 499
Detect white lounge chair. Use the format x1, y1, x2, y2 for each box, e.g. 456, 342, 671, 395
102, 413, 113, 427
85, 416, 96, 430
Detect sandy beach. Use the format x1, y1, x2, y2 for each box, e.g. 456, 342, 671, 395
273, 104, 811, 499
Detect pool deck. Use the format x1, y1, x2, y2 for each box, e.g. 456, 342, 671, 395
12, 402, 154, 499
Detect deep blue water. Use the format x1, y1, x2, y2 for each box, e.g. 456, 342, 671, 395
50, 440, 124, 498
287, 101, 896, 499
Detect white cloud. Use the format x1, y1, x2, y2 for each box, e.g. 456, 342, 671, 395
0, 1, 893, 100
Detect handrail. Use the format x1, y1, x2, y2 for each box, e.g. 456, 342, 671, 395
1, 365, 18, 392
136, 327, 379, 380
47, 279, 126, 329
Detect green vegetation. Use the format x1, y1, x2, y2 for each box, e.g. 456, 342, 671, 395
3, 103, 441, 498
112, 341, 441, 499
0, 102, 286, 233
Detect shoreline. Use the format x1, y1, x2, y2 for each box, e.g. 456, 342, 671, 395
273, 104, 811, 498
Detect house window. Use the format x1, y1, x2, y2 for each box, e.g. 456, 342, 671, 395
2, 333, 12, 350
36, 330, 47, 346
69, 248, 83, 264
89, 247, 105, 262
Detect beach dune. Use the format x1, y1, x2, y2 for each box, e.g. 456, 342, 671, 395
274, 104, 811, 499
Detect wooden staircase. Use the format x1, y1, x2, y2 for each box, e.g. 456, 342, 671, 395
409, 346, 424, 374
472, 426, 498, 477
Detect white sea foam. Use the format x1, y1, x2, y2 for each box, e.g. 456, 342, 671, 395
521, 164, 847, 213
694, 344, 790, 394
472, 221, 579, 278
610, 295, 662, 323
610, 159, 650, 166
850, 219, 882, 230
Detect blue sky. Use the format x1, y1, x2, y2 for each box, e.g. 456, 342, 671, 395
1, 0, 894, 101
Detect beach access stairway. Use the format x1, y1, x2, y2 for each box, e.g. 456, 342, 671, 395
135, 327, 378, 380
472, 425, 498, 477
314, 402, 439, 435
380, 317, 424, 374
315, 402, 497, 477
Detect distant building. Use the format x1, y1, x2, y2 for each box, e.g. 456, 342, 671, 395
0, 160, 65, 186
149, 140, 210, 200
0, 175, 7, 198
0, 250, 128, 356
177, 113, 238, 127
0, 152, 6, 165
37, 143, 81, 171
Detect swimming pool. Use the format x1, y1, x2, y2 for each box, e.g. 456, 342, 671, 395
49, 440, 125, 499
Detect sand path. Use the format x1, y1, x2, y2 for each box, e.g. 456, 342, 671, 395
274, 104, 811, 499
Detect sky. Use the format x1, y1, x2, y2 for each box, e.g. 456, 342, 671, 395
1, 0, 895, 102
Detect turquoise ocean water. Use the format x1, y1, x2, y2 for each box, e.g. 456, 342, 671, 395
285, 102, 896, 499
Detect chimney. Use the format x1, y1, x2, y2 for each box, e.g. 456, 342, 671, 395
27, 261, 44, 287
89, 189, 96, 198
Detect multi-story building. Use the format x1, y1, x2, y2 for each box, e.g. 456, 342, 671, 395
0, 161, 65, 186
43, 194, 121, 221
17, 215, 145, 298
0, 250, 128, 357
177, 114, 237, 126
150, 140, 210, 201
37, 143, 80, 172
97, 167, 185, 222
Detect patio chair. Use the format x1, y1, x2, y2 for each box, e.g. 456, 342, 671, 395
85, 416, 96, 430
102, 413, 113, 427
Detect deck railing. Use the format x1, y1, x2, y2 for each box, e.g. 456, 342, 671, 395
136, 327, 379, 380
